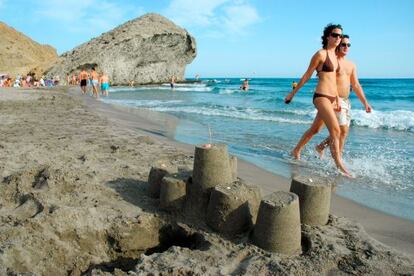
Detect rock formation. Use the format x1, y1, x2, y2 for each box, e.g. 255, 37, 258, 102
0, 22, 58, 77
46, 13, 197, 85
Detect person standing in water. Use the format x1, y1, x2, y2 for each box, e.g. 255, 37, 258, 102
100, 72, 110, 97
240, 79, 249, 91
78, 68, 89, 95
312, 35, 372, 157
284, 23, 352, 177
170, 75, 176, 89
90, 67, 99, 98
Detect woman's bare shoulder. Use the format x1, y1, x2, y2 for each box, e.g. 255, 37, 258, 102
313, 49, 326, 58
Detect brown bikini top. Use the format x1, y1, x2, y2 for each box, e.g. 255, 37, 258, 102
317, 50, 340, 73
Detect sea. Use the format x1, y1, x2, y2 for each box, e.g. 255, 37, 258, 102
102, 78, 414, 221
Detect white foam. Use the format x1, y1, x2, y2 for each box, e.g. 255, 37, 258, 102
109, 84, 211, 93
150, 106, 312, 124
218, 88, 239, 94
352, 109, 414, 132
102, 99, 183, 107
161, 83, 207, 87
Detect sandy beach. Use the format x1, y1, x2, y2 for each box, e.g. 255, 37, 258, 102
0, 86, 413, 275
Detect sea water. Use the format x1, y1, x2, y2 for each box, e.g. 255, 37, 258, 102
102, 78, 414, 221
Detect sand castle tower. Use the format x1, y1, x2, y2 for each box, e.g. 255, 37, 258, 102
148, 165, 178, 198
251, 191, 302, 255
206, 180, 261, 237
289, 175, 332, 225
185, 144, 235, 217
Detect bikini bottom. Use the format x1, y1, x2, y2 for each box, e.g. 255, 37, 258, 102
313, 92, 336, 105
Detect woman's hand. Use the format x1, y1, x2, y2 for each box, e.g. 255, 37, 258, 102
284, 92, 294, 104
334, 96, 341, 112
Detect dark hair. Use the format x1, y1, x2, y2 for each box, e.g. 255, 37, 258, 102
321, 23, 343, 49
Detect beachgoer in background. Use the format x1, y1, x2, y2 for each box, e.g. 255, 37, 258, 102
40, 76, 45, 87
90, 67, 99, 98
284, 23, 352, 177
54, 75, 60, 86
170, 75, 176, 89
66, 73, 70, 86
292, 81, 297, 90
13, 78, 20, 87
313, 35, 372, 157
100, 72, 110, 96
26, 74, 32, 87
79, 68, 89, 95
71, 73, 77, 85
240, 79, 249, 91
5, 77, 12, 87
129, 80, 135, 87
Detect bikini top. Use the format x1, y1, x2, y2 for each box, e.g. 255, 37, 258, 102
317, 50, 340, 73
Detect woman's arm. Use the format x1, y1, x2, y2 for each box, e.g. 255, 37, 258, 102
285, 51, 321, 103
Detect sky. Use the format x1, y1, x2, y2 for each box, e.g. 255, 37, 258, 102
1, 0, 414, 78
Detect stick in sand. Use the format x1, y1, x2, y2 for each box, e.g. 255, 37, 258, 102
203, 125, 213, 148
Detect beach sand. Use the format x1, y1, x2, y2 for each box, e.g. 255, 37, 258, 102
0, 87, 413, 275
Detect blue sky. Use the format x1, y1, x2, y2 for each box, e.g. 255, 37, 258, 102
1, 0, 414, 78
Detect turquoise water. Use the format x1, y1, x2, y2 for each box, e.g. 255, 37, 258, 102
103, 78, 414, 221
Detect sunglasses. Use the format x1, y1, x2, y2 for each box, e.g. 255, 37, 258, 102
340, 43, 351, 47
330, 33, 342, 38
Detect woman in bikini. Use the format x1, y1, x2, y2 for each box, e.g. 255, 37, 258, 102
284, 23, 352, 177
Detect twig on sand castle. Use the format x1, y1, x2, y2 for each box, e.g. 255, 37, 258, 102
203, 124, 213, 149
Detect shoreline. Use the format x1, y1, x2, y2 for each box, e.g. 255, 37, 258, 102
74, 87, 414, 256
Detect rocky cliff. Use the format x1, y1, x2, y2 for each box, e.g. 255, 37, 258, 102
47, 13, 196, 85
0, 22, 58, 77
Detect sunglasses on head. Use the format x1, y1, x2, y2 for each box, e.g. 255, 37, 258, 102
330, 33, 342, 38
340, 43, 351, 47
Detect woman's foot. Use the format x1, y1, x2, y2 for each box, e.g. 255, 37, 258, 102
338, 167, 354, 178
291, 148, 301, 160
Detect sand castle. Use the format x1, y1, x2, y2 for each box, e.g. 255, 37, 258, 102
147, 143, 333, 255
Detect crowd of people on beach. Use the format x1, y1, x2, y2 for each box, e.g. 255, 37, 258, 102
0, 74, 60, 88
0, 67, 111, 99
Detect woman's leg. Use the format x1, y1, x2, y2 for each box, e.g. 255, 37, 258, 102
292, 113, 325, 159
313, 97, 352, 176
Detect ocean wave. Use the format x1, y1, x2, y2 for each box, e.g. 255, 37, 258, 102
172, 87, 213, 92
149, 106, 312, 124
351, 110, 414, 132
102, 99, 183, 107
364, 93, 414, 101
218, 88, 241, 94
277, 108, 316, 116
109, 84, 212, 92
161, 83, 208, 87
108, 87, 138, 93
